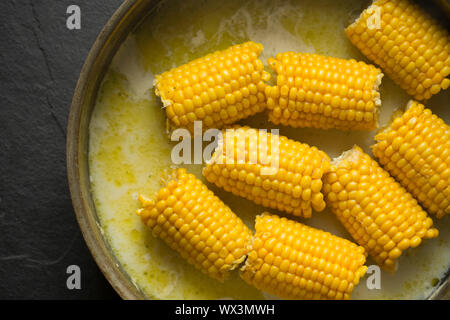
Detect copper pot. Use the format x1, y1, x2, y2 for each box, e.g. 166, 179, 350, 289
67, 0, 449, 300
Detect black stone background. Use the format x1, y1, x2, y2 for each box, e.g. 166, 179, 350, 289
0, 0, 123, 299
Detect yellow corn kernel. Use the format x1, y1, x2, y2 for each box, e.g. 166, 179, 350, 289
202, 126, 330, 218
346, 0, 450, 100
241, 213, 367, 300
373, 100, 450, 218
266, 52, 383, 130
323, 146, 439, 272
136, 168, 253, 281
155, 42, 270, 133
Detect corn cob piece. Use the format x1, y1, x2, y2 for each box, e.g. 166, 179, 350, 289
346, 0, 450, 101
265, 52, 383, 130
154, 42, 270, 133
202, 126, 330, 218
372, 100, 450, 218
240, 213, 367, 300
323, 146, 439, 272
136, 168, 253, 281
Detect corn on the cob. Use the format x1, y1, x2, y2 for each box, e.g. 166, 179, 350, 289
154, 42, 270, 133
346, 0, 450, 101
202, 126, 330, 218
372, 100, 450, 218
136, 168, 253, 281
240, 213, 367, 300
265, 52, 383, 130
323, 146, 439, 272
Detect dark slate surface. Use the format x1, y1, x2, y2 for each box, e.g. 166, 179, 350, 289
0, 0, 123, 299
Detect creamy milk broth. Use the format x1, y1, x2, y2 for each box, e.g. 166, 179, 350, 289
88, 0, 450, 299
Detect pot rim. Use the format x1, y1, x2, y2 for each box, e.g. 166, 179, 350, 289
66, 0, 149, 300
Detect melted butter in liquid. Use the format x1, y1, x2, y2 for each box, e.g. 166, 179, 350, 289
89, 0, 450, 299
